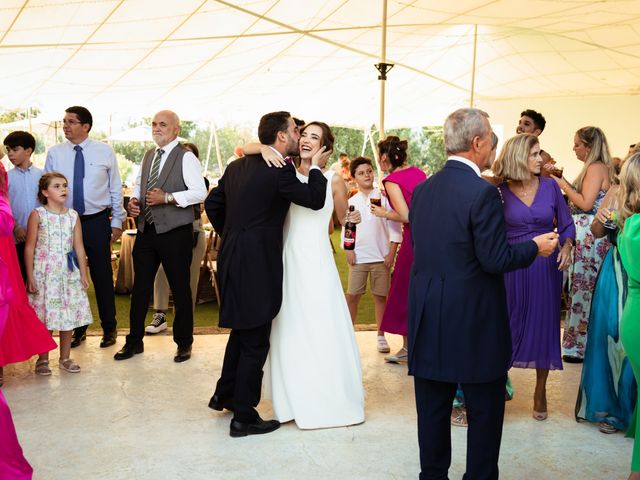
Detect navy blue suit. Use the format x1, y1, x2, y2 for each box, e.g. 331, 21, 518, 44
408, 160, 538, 480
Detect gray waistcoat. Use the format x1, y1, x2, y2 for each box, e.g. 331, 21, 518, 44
138, 145, 195, 234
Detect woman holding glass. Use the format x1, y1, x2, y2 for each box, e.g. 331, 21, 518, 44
371, 136, 426, 363
547, 126, 616, 362
576, 180, 636, 434
492, 133, 575, 420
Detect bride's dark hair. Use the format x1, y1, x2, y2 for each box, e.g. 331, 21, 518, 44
301, 121, 334, 152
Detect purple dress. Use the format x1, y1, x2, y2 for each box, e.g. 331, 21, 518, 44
499, 178, 575, 370
380, 166, 427, 336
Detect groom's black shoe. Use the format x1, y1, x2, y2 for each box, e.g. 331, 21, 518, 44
230, 417, 280, 437
114, 343, 144, 361
208, 394, 234, 412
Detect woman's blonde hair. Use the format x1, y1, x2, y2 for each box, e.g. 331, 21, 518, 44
573, 127, 616, 192
617, 152, 640, 230
492, 133, 538, 181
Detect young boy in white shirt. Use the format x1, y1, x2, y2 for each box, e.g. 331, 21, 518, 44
343, 157, 401, 353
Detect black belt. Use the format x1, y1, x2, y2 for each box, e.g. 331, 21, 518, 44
79, 208, 110, 221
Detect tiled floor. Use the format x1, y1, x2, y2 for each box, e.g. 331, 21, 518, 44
1, 332, 632, 479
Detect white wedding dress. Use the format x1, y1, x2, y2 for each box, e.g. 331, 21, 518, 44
264, 169, 365, 429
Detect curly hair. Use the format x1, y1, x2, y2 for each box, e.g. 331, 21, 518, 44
377, 136, 408, 170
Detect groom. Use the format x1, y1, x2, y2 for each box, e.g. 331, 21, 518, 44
204, 111, 328, 437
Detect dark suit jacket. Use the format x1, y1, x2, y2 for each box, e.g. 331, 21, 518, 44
408, 160, 538, 384
205, 154, 327, 330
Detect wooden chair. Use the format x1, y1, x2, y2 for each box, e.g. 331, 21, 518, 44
195, 230, 221, 305
208, 232, 221, 305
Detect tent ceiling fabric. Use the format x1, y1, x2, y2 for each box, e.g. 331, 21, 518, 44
1, 0, 639, 127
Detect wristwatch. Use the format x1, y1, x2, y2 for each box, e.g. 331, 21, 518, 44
166, 193, 175, 204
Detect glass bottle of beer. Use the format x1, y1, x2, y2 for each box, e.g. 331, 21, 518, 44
343, 205, 356, 250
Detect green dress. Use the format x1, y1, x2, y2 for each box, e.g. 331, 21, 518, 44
620, 214, 640, 471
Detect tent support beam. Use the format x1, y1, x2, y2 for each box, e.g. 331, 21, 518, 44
470, 24, 478, 107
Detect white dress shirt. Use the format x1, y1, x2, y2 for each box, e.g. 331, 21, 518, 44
342, 188, 402, 263
45, 138, 126, 229
132, 138, 207, 207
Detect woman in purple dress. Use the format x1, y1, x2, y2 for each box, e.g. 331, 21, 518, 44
492, 133, 575, 420
371, 136, 427, 363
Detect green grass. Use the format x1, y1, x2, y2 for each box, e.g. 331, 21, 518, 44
87, 230, 376, 330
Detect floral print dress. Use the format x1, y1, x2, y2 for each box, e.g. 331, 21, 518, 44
28, 207, 92, 331
562, 190, 610, 360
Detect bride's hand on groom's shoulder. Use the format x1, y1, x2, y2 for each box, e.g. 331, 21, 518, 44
261, 145, 286, 168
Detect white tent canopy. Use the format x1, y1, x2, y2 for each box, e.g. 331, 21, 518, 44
1, 1, 640, 173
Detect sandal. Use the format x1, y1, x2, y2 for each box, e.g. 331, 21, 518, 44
451, 406, 468, 427
59, 358, 81, 373
599, 422, 617, 434
377, 336, 390, 353
35, 359, 52, 376
533, 410, 548, 421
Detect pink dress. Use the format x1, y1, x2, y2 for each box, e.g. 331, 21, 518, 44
0, 197, 57, 367
0, 190, 34, 479
380, 166, 427, 336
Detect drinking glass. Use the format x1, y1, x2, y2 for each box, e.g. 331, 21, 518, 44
603, 197, 619, 229
369, 191, 381, 207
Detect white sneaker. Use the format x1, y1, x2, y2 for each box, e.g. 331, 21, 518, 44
145, 312, 167, 334
385, 347, 408, 363
377, 335, 391, 353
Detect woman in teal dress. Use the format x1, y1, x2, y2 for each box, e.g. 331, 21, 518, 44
617, 152, 640, 480
576, 184, 636, 433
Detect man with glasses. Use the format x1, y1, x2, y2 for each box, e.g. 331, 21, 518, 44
45, 106, 125, 349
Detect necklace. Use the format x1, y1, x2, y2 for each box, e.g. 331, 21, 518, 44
519, 179, 537, 197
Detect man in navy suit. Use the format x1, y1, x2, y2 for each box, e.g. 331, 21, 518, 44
408, 108, 559, 479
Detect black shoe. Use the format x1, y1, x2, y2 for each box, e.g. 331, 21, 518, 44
562, 355, 583, 364
174, 346, 192, 363
230, 417, 280, 437
70, 332, 86, 348
208, 394, 234, 412
114, 343, 144, 361
100, 330, 117, 348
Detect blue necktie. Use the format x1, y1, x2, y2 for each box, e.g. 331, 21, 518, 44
73, 145, 85, 215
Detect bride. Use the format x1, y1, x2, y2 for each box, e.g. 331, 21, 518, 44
245, 121, 365, 429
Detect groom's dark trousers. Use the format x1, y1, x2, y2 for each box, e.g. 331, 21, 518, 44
215, 324, 271, 422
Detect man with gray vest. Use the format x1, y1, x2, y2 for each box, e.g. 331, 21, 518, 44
115, 110, 207, 363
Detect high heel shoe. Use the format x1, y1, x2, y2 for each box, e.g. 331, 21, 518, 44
533, 410, 548, 421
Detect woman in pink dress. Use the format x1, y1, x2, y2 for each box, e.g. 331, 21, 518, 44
0, 166, 35, 479
371, 136, 427, 362
0, 163, 56, 385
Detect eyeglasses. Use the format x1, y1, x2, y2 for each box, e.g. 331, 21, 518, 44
62, 119, 83, 126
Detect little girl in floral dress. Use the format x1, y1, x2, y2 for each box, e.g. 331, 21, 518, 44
24, 172, 92, 373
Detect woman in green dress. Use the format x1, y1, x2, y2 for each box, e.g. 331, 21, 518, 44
618, 151, 640, 480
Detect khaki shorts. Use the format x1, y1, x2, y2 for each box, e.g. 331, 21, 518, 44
347, 262, 390, 297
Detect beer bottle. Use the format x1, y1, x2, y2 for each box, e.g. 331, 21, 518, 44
343, 205, 356, 250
